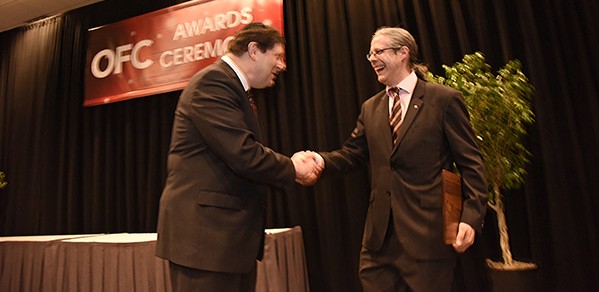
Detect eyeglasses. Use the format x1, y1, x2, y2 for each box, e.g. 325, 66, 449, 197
366, 47, 402, 60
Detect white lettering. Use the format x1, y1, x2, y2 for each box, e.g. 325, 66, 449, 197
159, 36, 234, 68
159, 50, 173, 67
214, 14, 226, 30
91, 49, 114, 78
239, 7, 253, 25
200, 17, 214, 34
131, 39, 154, 69
173, 24, 187, 41
90, 39, 154, 78
114, 44, 132, 74
172, 8, 254, 41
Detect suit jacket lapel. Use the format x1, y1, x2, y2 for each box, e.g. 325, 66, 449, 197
391, 80, 425, 154
373, 91, 395, 155
217, 60, 264, 142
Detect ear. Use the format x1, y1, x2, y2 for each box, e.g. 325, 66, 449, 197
399, 46, 409, 56
247, 41, 259, 61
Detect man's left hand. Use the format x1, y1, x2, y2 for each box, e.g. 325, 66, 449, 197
452, 222, 475, 253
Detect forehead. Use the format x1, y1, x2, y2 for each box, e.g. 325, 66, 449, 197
268, 43, 286, 54
370, 35, 390, 48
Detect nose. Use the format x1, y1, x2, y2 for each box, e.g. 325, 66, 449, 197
277, 59, 287, 72
367, 53, 377, 62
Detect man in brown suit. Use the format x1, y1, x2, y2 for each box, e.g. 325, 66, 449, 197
156, 23, 321, 292
308, 27, 488, 291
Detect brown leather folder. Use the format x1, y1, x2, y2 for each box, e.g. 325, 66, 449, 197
442, 169, 462, 244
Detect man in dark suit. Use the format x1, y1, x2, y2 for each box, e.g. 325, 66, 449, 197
155, 23, 321, 292
307, 27, 488, 291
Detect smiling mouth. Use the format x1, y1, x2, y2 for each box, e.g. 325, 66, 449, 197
373, 64, 386, 74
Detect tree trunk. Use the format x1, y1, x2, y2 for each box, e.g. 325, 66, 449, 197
490, 185, 513, 265
486, 185, 538, 271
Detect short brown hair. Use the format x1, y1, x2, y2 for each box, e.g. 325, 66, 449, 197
228, 22, 286, 56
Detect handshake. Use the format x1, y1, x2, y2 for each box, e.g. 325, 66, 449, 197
291, 151, 325, 186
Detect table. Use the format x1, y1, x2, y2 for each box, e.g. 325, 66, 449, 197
0, 226, 309, 292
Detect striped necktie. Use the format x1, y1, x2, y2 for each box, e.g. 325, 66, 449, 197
389, 87, 402, 145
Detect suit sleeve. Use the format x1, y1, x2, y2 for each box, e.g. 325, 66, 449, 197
319, 104, 369, 175
444, 92, 488, 232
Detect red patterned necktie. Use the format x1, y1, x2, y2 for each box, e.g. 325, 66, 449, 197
389, 87, 402, 145
247, 90, 257, 113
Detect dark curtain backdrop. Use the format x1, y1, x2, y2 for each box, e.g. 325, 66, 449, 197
1, 0, 598, 291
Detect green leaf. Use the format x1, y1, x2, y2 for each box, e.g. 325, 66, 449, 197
428, 52, 535, 198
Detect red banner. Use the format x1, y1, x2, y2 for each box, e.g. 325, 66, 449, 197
84, 0, 284, 107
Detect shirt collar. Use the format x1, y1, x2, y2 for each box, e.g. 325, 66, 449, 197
387, 71, 418, 95
221, 55, 250, 91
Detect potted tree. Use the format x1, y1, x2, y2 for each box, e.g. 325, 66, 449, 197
428, 52, 537, 288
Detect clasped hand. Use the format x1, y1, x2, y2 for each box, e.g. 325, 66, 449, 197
291, 151, 324, 186
452, 222, 475, 253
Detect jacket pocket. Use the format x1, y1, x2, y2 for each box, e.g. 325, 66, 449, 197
196, 190, 243, 210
